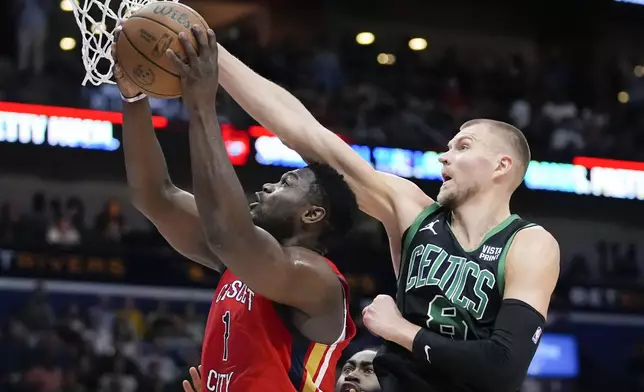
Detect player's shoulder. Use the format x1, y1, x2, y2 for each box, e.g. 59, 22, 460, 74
284, 246, 338, 271
510, 225, 560, 265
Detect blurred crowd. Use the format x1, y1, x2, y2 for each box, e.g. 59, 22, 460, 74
0, 282, 205, 392
0, 194, 128, 247
0, 281, 382, 392
1, 1, 644, 163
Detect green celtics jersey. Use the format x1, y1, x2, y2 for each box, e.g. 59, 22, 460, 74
396, 203, 537, 340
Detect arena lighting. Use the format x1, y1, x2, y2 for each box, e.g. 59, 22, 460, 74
634, 66, 644, 77
408, 38, 428, 51
618, 91, 630, 104
355, 32, 375, 45
252, 132, 644, 201
60, 0, 73, 11
60, 37, 76, 51
377, 53, 396, 65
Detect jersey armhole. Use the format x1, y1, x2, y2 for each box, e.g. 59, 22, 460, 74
330, 281, 348, 345
497, 223, 538, 295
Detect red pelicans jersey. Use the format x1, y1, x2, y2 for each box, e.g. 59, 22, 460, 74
201, 260, 355, 392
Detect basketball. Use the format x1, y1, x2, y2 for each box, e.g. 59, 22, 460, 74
116, 2, 209, 98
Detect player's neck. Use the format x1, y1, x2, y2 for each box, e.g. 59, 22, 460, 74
450, 191, 511, 249
281, 233, 324, 254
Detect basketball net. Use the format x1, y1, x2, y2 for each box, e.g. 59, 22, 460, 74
68, 0, 179, 86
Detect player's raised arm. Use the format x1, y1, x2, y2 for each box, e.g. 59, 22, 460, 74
168, 27, 345, 339
217, 44, 433, 227
363, 227, 560, 392
112, 29, 222, 272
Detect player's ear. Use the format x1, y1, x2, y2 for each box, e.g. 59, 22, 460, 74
301, 206, 326, 224
493, 154, 512, 179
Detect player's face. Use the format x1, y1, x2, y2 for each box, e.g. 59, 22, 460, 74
437, 126, 499, 208
250, 168, 324, 242
335, 350, 380, 392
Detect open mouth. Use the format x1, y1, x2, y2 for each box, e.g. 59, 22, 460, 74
340, 382, 361, 392
442, 173, 452, 182
249, 192, 261, 209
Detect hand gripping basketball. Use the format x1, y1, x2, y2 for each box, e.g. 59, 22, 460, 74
111, 26, 144, 102
166, 25, 219, 110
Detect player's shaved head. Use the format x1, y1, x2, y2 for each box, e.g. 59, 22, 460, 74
460, 119, 531, 189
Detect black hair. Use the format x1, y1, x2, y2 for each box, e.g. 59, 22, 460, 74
305, 162, 358, 252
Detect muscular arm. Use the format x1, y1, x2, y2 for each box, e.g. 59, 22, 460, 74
217, 45, 432, 235
388, 227, 560, 392
178, 29, 344, 343
122, 98, 222, 271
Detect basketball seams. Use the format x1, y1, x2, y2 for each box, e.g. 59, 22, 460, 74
118, 34, 181, 98
116, 2, 210, 98
128, 14, 207, 46
120, 29, 182, 78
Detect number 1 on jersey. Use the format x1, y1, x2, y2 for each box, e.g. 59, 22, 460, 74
222, 311, 231, 361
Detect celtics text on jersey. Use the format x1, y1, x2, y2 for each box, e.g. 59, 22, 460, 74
396, 203, 536, 340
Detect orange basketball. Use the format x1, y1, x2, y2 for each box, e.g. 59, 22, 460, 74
116, 2, 209, 99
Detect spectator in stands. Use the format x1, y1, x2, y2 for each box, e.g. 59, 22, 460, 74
118, 298, 145, 340
137, 341, 178, 385
97, 355, 138, 392
23, 331, 65, 392
550, 117, 585, 153
66, 197, 86, 233
89, 296, 115, 335
59, 370, 86, 392
46, 215, 81, 246
0, 202, 14, 243
630, 342, 644, 391
182, 303, 205, 342
0, 320, 30, 391
16, 192, 48, 242
15, 0, 52, 77
95, 199, 127, 243
20, 280, 54, 332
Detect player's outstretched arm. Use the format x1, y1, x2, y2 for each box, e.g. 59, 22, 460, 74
217, 45, 432, 227
169, 27, 344, 343
364, 227, 560, 392
113, 28, 222, 272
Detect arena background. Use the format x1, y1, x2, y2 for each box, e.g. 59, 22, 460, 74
0, 0, 643, 391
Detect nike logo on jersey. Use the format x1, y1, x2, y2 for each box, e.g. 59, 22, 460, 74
424, 345, 432, 363
419, 220, 440, 235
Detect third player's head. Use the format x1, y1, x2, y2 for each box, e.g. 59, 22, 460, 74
335, 349, 380, 392
437, 119, 530, 209
250, 162, 358, 253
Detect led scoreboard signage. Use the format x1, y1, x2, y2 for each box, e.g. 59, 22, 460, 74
1, 101, 642, 201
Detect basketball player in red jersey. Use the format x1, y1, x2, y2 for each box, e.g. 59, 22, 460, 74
111, 26, 357, 391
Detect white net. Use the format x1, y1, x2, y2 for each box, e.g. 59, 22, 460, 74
68, 0, 179, 86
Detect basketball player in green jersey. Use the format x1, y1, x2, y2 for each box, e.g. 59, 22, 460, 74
215, 45, 560, 391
